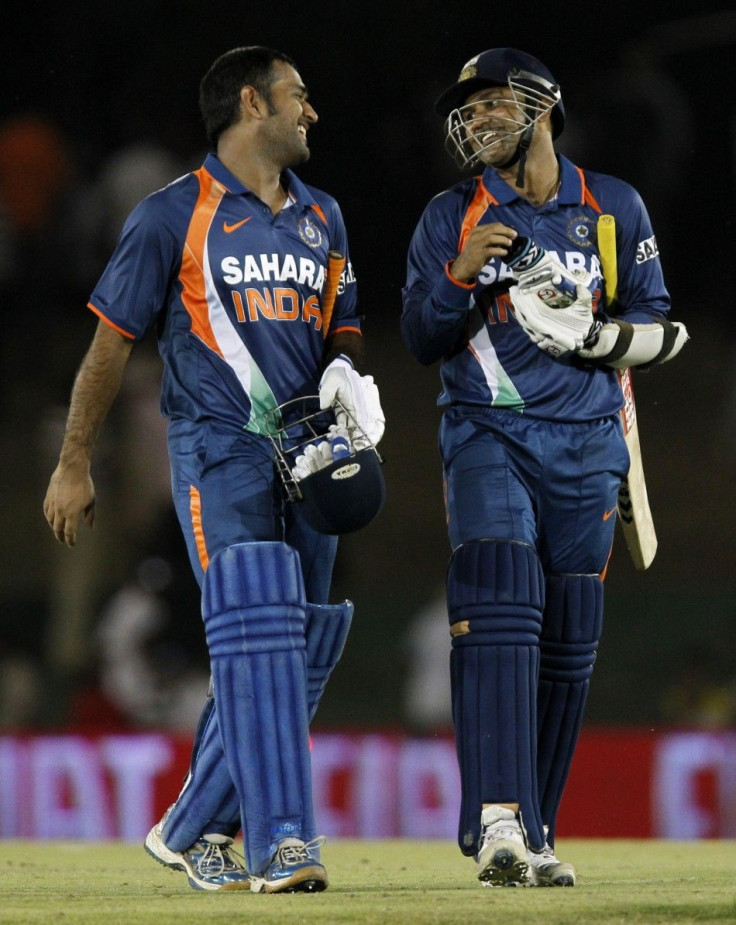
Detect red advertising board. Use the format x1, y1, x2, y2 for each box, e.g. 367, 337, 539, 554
1, 728, 734, 841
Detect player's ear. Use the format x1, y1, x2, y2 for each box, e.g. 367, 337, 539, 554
538, 107, 554, 133
240, 85, 267, 120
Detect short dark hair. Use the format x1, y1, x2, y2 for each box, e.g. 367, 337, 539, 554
199, 46, 297, 149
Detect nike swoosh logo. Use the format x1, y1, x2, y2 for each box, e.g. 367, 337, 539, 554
602, 507, 618, 521
223, 218, 252, 233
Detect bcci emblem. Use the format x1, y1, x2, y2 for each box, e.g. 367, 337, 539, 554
459, 58, 479, 82
298, 216, 322, 248
567, 215, 594, 248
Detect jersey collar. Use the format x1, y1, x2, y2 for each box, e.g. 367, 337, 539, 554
201, 153, 317, 210
480, 154, 583, 206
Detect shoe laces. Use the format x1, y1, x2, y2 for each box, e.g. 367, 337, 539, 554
530, 842, 557, 866
275, 835, 326, 866
194, 839, 246, 876
479, 819, 522, 850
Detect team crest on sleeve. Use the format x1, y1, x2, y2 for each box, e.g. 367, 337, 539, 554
298, 216, 323, 248
567, 215, 594, 247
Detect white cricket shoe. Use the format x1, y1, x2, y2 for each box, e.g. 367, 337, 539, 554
250, 836, 328, 894
528, 841, 576, 886
475, 805, 529, 887
145, 811, 251, 891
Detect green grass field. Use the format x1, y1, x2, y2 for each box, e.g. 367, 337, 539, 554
0, 839, 734, 924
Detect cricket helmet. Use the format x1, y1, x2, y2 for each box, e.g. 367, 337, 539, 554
436, 48, 564, 174
297, 446, 385, 535
262, 396, 385, 536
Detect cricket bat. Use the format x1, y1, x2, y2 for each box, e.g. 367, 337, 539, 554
597, 214, 657, 570
321, 250, 346, 339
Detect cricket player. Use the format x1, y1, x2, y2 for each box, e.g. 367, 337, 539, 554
401, 47, 686, 887
44, 45, 384, 893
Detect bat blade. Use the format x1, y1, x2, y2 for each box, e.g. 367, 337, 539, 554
617, 367, 657, 570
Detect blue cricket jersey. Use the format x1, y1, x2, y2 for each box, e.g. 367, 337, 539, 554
89, 153, 360, 434
402, 154, 670, 422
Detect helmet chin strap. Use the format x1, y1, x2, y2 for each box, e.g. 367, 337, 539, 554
497, 123, 535, 187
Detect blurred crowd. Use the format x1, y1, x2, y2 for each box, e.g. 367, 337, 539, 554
0, 115, 210, 732
2, 8, 736, 734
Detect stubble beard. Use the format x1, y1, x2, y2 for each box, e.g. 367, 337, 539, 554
265, 126, 311, 171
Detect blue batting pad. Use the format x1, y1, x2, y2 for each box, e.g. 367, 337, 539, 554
536, 573, 603, 845
203, 542, 312, 876
163, 696, 242, 849
305, 601, 354, 716
447, 540, 545, 854
162, 598, 355, 853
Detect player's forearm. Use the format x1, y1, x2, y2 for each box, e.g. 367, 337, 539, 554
58, 321, 133, 467
324, 330, 364, 370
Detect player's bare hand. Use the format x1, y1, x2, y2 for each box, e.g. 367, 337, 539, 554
449, 223, 517, 282
43, 461, 96, 547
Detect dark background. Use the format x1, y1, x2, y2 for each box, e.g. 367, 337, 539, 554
1, 1, 735, 733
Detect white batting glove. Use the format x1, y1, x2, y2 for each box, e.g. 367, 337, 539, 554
509, 284, 598, 358
351, 375, 385, 449
319, 355, 358, 412
507, 236, 595, 306
319, 356, 385, 448
292, 441, 333, 482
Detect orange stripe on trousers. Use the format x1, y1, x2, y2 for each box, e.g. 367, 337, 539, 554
189, 485, 209, 571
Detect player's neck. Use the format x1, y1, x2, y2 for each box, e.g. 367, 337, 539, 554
496, 150, 559, 208
216, 145, 288, 214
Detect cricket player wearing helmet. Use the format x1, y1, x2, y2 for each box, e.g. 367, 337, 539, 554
402, 47, 686, 887
44, 46, 385, 893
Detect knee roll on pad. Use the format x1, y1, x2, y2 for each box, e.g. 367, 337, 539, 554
447, 539, 545, 644
539, 574, 603, 682
446, 540, 546, 854
203, 542, 313, 876
203, 541, 306, 658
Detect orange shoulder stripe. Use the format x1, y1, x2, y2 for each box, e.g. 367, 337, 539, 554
311, 203, 328, 225
576, 166, 602, 213
179, 169, 227, 356
458, 178, 498, 253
